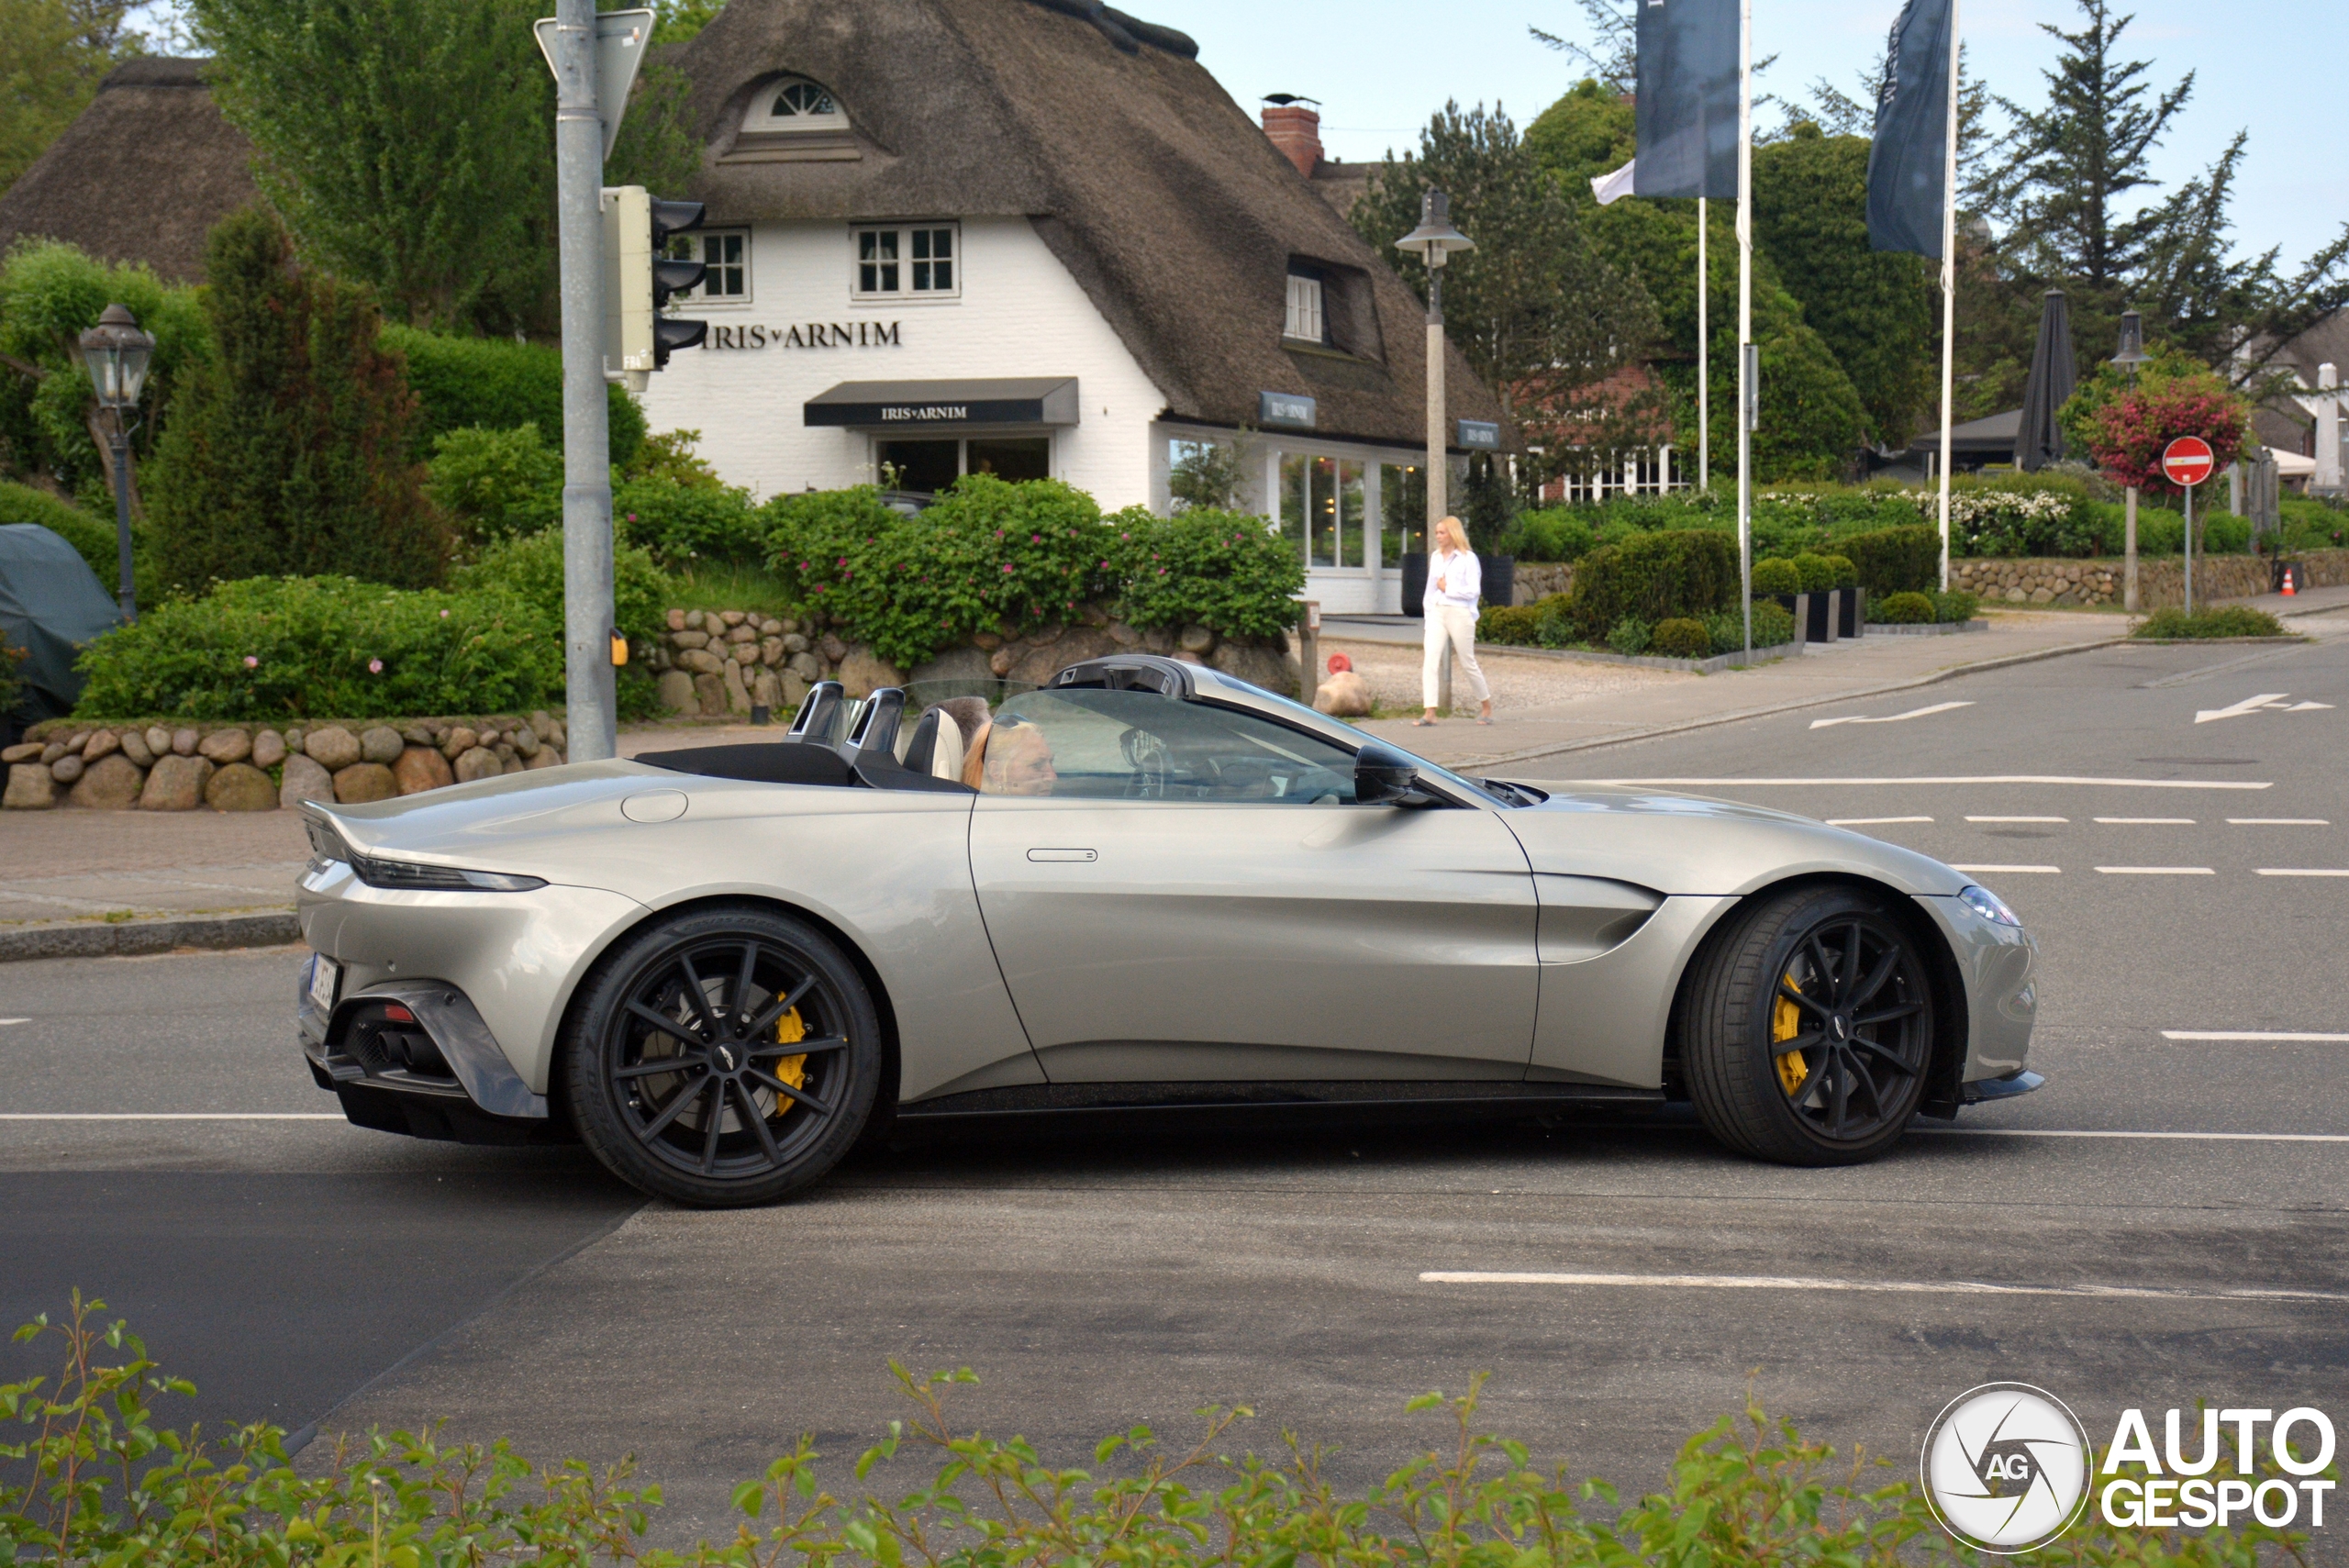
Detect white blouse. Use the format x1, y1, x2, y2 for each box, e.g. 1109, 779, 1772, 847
1424, 549, 1481, 611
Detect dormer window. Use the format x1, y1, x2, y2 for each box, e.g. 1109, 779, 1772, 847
741, 74, 850, 135
1285, 272, 1326, 344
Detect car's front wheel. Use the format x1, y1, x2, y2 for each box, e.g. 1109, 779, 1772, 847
565, 906, 881, 1206
1681, 884, 1935, 1165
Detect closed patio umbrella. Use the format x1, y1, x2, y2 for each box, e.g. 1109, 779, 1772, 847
2015, 288, 2076, 472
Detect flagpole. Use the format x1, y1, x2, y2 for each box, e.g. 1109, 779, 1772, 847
1698, 197, 1709, 492
1736, 0, 1753, 656
1934, 0, 1961, 592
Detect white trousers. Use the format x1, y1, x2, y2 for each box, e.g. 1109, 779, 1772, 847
1421, 605, 1490, 708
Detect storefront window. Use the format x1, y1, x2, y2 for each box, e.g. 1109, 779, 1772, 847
1308, 456, 1337, 566
1381, 463, 1425, 563
879, 439, 959, 494
1338, 460, 1364, 567
967, 438, 1047, 481
1279, 452, 1308, 559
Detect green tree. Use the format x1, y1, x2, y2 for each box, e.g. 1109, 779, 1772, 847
1752, 124, 1938, 447
0, 0, 145, 197
149, 208, 450, 590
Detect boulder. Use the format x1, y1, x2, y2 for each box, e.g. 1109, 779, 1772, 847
656, 669, 696, 713
401, 724, 435, 747
760, 637, 784, 665
279, 753, 336, 808
205, 762, 280, 812
727, 623, 758, 644
359, 725, 404, 764
1008, 626, 1119, 687
453, 746, 502, 783
666, 607, 686, 630
692, 672, 726, 715
304, 725, 362, 770
1177, 624, 1215, 653
171, 727, 200, 756
493, 742, 518, 768
760, 618, 784, 636
779, 672, 809, 709
1313, 671, 1374, 717
83, 729, 121, 762
682, 648, 724, 675
50, 753, 84, 784
781, 632, 808, 653
4, 763, 56, 809
0, 741, 41, 763
673, 628, 709, 649
819, 633, 849, 662
511, 724, 540, 758
542, 717, 565, 750
906, 645, 996, 691
721, 610, 746, 627
198, 728, 252, 763
524, 747, 560, 769
333, 762, 398, 803
139, 754, 215, 811
1209, 639, 1299, 698
1107, 621, 1141, 645
144, 725, 173, 758
118, 728, 155, 766
721, 660, 751, 712
67, 754, 146, 809
393, 745, 454, 795
39, 742, 65, 764
251, 729, 287, 768
836, 646, 903, 698
786, 651, 818, 681
440, 725, 478, 759
684, 608, 706, 629
751, 668, 781, 708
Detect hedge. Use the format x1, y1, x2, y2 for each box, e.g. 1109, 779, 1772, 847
7, 1297, 2329, 1568
383, 325, 646, 466
2133, 605, 2288, 639
1566, 529, 1739, 641
1841, 525, 1940, 594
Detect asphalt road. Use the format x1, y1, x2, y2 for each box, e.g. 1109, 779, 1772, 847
3, 625, 2344, 1548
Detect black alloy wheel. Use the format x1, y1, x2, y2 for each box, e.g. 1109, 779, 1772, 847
567, 906, 880, 1206
1681, 884, 1935, 1165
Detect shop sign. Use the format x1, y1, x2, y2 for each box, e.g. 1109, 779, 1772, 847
703, 321, 903, 350
1259, 390, 1317, 429
1457, 419, 1501, 450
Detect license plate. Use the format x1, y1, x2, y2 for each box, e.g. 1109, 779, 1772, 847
307, 955, 340, 1013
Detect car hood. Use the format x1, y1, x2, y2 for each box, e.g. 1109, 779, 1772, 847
1495, 784, 1970, 898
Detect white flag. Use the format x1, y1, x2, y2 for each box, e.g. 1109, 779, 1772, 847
1590, 158, 1637, 206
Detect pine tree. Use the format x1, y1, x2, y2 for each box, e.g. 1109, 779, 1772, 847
150, 207, 449, 592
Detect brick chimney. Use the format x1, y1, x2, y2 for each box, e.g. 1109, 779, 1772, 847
1261, 101, 1322, 177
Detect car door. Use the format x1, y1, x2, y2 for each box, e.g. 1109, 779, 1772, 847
964, 686, 1539, 1082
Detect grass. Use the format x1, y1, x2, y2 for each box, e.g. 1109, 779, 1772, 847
660, 560, 802, 617
2132, 605, 2290, 639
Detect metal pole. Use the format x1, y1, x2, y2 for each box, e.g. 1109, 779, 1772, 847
2184, 482, 2194, 614
108, 423, 137, 622
2123, 485, 2139, 613
553, 0, 616, 761
1735, 0, 1753, 658
1934, 0, 1961, 595
1428, 261, 1453, 710
1698, 197, 1709, 493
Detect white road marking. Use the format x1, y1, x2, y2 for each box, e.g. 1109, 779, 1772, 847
1416, 1271, 2349, 1304
0, 1018, 26, 1027
2231, 817, 2329, 826
2096, 817, 2195, 825
1827, 816, 1933, 825
2162, 1031, 2349, 1042
2257, 869, 2349, 878
1967, 815, 2067, 823
0, 1113, 346, 1121
1809, 700, 1976, 730
2096, 865, 2214, 874
1916, 1127, 2349, 1142
1948, 863, 2060, 873
1571, 775, 2273, 790
2196, 693, 2335, 723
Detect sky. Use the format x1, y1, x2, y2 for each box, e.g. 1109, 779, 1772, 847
1160, 0, 2349, 271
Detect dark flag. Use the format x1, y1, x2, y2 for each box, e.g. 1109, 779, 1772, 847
1633, 0, 1738, 200
1867, 0, 1955, 255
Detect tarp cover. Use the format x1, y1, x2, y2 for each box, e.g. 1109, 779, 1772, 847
0, 523, 122, 723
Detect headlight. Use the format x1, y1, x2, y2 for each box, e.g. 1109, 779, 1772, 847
305, 813, 545, 892
1958, 884, 2022, 928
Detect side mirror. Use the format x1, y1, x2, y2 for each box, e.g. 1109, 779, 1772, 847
1354, 740, 1421, 806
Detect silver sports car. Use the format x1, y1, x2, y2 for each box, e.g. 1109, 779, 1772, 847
295, 653, 2041, 1206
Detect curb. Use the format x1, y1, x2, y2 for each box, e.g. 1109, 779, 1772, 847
1475, 640, 1804, 674
0, 909, 301, 963
1459, 631, 2135, 771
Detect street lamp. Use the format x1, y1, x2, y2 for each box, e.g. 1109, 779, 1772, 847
1394, 188, 1474, 535
2110, 308, 2147, 614
77, 303, 154, 622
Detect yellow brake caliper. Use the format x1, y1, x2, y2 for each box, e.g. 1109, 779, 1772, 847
770, 1006, 809, 1118
1773, 976, 1809, 1095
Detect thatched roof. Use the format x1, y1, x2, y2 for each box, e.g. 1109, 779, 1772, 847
669, 0, 1502, 451
0, 58, 257, 284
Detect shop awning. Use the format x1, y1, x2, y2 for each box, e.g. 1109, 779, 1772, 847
804, 378, 1080, 429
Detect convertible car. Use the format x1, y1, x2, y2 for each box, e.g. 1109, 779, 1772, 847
295, 653, 2041, 1206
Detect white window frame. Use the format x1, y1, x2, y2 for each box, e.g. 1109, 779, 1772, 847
852, 222, 962, 301
743, 76, 849, 134
668, 228, 750, 306
1285, 273, 1325, 343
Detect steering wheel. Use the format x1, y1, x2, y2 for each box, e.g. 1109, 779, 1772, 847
1119, 728, 1170, 799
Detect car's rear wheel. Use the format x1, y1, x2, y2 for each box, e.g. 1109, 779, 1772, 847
1681, 884, 1934, 1166
566, 906, 881, 1206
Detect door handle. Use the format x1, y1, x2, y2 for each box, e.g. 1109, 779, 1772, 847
1027, 848, 1098, 862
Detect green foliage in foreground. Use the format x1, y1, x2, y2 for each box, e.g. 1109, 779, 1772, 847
2133, 606, 2289, 640
384, 325, 645, 466
8, 1295, 2326, 1568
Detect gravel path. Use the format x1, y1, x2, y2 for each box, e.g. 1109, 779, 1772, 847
1324, 637, 1694, 717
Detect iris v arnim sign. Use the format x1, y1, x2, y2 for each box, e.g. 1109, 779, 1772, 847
703, 321, 903, 350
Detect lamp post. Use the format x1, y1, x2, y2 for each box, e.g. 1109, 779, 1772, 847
77, 304, 155, 623
1394, 190, 1474, 706
2110, 308, 2148, 615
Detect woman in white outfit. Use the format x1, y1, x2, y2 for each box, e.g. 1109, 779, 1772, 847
1417, 515, 1492, 726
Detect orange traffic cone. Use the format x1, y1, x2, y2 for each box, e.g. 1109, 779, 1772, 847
2282, 568, 2298, 596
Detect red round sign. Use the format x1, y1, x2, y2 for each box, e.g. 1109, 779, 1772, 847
2162, 435, 2217, 487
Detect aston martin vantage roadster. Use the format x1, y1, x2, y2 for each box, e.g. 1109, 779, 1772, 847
295, 653, 2041, 1206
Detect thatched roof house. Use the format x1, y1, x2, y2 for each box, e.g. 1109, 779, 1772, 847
0, 59, 257, 282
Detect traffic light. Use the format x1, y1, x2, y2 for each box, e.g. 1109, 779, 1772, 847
598, 185, 709, 390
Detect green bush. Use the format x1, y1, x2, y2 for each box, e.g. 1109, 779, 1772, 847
1534, 595, 1576, 646
1508, 507, 1598, 562
616, 474, 764, 570
1568, 528, 1738, 641
1107, 507, 1304, 639
72, 574, 563, 721
1875, 590, 1934, 623
453, 527, 670, 718
1931, 588, 1979, 623
384, 324, 645, 466
1749, 556, 1802, 595
1606, 616, 1652, 655
1705, 599, 1798, 656
1652, 617, 1710, 657
1842, 524, 1940, 593
424, 424, 563, 546
1478, 604, 1543, 645
2133, 605, 2288, 639
1789, 552, 1855, 591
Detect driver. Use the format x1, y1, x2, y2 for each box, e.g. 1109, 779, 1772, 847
966, 717, 1058, 796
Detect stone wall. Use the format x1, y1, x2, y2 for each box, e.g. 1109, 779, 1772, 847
1513, 562, 1573, 603
2, 714, 568, 813
649, 603, 1299, 717
1949, 547, 2349, 608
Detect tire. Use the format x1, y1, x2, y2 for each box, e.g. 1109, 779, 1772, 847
565, 905, 882, 1207
1681, 884, 1935, 1166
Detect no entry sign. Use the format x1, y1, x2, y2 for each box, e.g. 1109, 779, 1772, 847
2162, 436, 2217, 488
